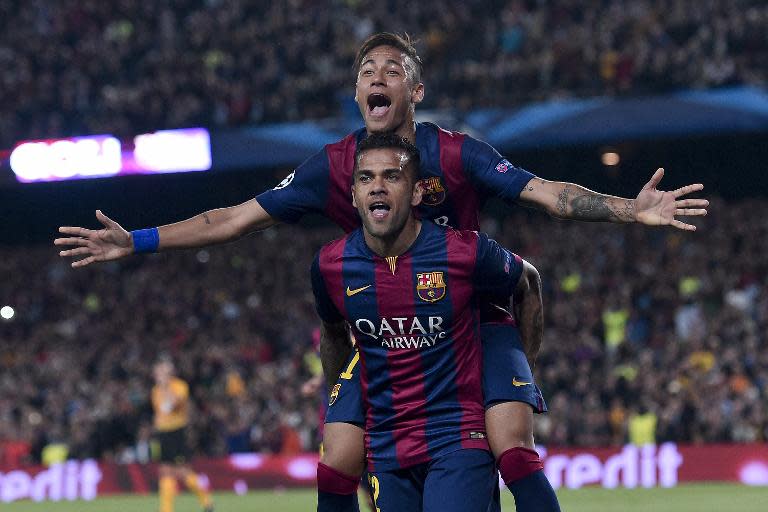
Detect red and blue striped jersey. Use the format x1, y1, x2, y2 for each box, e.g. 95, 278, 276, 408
257, 122, 536, 233
311, 221, 524, 471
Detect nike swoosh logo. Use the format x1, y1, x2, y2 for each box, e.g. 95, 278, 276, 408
512, 378, 531, 387
346, 285, 372, 297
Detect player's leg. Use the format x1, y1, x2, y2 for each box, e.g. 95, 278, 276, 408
156, 430, 178, 512
178, 466, 213, 511
165, 427, 213, 511
318, 423, 365, 511
481, 323, 561, 512
422, 449, 499, 512
158, 463, 178, 512
318, 349, 367, 512
367, 466, 425, 512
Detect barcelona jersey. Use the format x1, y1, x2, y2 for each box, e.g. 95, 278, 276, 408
257, 122, 536, 232
311, 222, 524, 471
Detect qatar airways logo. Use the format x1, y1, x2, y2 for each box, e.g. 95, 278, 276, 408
354, 316, 447, 349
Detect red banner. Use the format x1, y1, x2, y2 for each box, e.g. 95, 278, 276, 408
1, 444, 766, 503
540, 442, 768, 489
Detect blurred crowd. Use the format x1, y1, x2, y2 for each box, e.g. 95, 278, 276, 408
0, 197, 766, 467
2, 0, 767, 147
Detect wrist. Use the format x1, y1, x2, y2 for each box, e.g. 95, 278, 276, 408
131, 227, 160, 253
629, 199, 638, 223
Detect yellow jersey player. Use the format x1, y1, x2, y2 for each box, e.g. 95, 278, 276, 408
151, 359, 213, 512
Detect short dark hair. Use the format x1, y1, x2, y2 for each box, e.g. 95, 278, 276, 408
355, 133, 421, 179
355, 32, 423, 83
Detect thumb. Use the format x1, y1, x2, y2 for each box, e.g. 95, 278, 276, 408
642, 168, 664, 190
95, 209, 118, 229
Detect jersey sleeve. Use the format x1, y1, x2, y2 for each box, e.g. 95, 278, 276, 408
461, 135, 536, 204
473, 233, 524, 297
255, 149, 329, 223
311, 253, 344, 323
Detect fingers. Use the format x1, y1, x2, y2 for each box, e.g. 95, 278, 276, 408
71, 256, 97, 268
95, 209, 117, 229
58, 226, 95, 237
642, 168, 664, 190
59, 247, 92, 257
675, 208, 707, 217
675, 199, 709, 208
670, 219, 697, 231
672, 183, 704, 198
53, 237, 90, 246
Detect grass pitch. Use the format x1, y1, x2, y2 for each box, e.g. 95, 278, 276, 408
1, 484, 763, 511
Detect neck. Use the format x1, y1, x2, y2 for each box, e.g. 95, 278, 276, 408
368, 116, 417, 143
364, 217, 422, 257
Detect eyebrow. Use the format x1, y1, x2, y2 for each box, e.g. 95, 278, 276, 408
360, 58, 403, 69
355, 167, 404, 176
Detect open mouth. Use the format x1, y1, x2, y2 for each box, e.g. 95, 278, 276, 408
369, 201, 391, 219
367, 93, 392, 117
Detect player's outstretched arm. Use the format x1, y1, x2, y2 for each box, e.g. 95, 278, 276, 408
319, 321, 353, 396
513, 260, 543, 370
519, 168, 708, 230
55, 198, 276, 268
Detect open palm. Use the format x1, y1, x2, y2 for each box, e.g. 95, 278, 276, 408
54, 210, 134, 267
634, 168, 708, 231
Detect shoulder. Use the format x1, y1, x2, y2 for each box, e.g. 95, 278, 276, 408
318, 229, 362, 267
443, 226, 481, 248
324, 129, 363, 160
419, 121, 467, 150
428, 225, 482, 261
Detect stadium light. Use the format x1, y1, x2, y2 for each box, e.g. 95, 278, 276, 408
0, 306, 14, 320
602, 151, 620, 166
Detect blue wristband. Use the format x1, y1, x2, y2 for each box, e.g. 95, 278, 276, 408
131, 228, 160, 254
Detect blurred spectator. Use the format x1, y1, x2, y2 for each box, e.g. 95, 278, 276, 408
0, 198, 767, 465
1, 1, 767, 148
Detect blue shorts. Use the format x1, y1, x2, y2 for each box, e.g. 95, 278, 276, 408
367, 449, 500, 512
324, 323, 546, 426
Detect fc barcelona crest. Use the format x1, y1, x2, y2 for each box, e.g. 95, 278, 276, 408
417, 272, 446, 302
418, 177, 446, 206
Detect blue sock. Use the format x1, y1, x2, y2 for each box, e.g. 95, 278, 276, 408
317, 490, 359, 512
507, 470, 561, 512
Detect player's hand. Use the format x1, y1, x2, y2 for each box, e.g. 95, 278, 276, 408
301, 375, 324, 398
54, 210, 134, 268
634, 168, 708, 231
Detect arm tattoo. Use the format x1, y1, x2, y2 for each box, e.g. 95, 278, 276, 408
558, 184, 635, 223
570, 193, 617, 221
556, 184, 572, 217
202, 213, 211, 224
319, 322, 353, 395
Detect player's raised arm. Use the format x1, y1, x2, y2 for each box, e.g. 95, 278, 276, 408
54, 198, 276, 268
513, 260, 543, 370
519, 168, 709, 230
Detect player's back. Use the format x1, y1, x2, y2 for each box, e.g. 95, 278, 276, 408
313, 222, 524, 472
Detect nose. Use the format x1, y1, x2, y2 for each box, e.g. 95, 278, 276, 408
368, 176, 388, 195
371, 68, 386, 87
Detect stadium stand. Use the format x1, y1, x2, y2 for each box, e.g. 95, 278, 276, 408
1, 198, 766, 465
0, 0, 766, 148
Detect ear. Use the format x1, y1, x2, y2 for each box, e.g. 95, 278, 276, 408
411, 82, 424, 105
351, 184, 357, 208
411, 177, 423, 207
